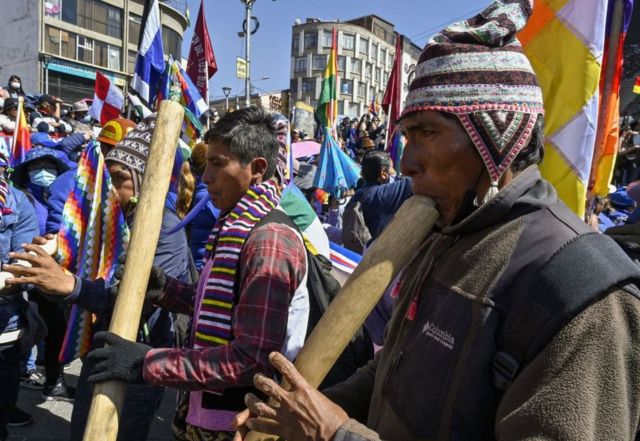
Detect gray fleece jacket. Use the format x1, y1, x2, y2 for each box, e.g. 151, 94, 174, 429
325, 166, 640, 441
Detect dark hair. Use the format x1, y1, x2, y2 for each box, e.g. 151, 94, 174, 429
511, 115, 545, 174
203, 106, 279, 180
361, 150, 391, 183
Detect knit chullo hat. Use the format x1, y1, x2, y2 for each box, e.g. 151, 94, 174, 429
106, 114, 155, 197
402, 0, 544, 201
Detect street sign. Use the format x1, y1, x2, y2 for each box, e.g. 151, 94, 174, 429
236, 57, 247, 79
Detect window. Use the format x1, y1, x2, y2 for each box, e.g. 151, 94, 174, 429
304, 32, 318, 49
382, 71, 389, 87
337, 55, 346, 72
290, 79, 298, 95
341, 80, 352, 95
387, 52, 394, 67
359, 38, 368, 55
295, 57, 307, 72
129, 14, 141, 45
312, 55, 326, 70
350, 58, 361, 74
375, 68, 381, 83
61, 0, 77, 24
127, 50, 137, 74
95, 40, 108, 67
358, 82, 366, 97
292, 33, 300, 52
45, 26, 60, 55
342, 34, 355, 50
369, 87, 375, 100
108, 46, 121, 71
302, 78, 315, 94
60, 29, 76, 59
338, 100, 345, 115
364, 63, 372, 78
162, 27, 182, 59
77, 35, 94, 64
77, 0, 122, 38
348, 102, 360, 116
322, 30, 333, 48
371, 43, 378, 60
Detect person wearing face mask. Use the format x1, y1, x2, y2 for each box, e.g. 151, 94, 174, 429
6, 76, 25, 100
10, 148, 71, 235
10, 149, 76, 403
67, 100, 93, 133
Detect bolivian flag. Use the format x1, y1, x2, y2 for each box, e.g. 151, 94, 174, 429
634, 76, 640, 94
315, 28, 338, 130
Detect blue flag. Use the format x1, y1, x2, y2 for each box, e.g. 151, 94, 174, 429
132, 0, 165, 104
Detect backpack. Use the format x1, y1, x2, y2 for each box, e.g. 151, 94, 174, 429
342, 189, 373, 254
256, 209, 374, 389
492, 232, 640, 392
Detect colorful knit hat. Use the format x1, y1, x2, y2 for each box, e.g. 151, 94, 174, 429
106, 115, 155, 197
402, 0, 544, 200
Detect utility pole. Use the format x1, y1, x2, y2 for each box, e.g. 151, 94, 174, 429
241, 0, 256, 107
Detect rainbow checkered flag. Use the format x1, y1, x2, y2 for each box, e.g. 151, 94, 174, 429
58, 141, 129, 363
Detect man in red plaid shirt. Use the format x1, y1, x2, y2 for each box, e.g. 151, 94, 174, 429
86, 106, 309, 441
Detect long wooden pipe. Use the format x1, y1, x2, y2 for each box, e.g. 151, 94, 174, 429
248, 195, 439, 441
82, 100, 184, 441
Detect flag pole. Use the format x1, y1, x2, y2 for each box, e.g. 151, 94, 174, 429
588, 0, 625, 207
12, 97, 22, 162
206, 61, 210, 131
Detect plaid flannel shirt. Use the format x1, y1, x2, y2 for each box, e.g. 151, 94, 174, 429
142, 223, 307, 390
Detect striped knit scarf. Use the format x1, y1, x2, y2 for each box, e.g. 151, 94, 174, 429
193, 179, 281, 349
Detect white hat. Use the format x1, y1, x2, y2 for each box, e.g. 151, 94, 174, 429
73, 100, 89, 112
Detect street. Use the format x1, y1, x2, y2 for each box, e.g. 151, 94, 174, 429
8, 360, 176, 441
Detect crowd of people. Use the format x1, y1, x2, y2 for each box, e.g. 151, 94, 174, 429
1, 1, 640, 441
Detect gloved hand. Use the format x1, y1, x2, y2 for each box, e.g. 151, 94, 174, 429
109, 254, 167, 304
86, 331, 151, 384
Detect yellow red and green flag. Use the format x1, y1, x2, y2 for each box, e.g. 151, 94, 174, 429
315, 28, 338, 130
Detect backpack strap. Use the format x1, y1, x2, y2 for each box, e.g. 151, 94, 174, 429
255, 207, 299, 233
493, 232, 640, 391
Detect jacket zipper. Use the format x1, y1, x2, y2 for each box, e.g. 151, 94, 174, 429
372, 234, 449, 427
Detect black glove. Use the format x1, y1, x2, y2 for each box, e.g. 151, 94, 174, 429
109, 254, 167, 304
86, 331, 151, 384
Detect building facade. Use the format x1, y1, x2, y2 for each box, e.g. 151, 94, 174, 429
290, 15, 421, 119
0, 0, 188, 103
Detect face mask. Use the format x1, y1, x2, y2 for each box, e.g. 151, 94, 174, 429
28, 168, 58, 188
10, 81, 20, 89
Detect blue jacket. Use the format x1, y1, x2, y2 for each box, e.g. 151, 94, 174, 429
189, 180, 219, 271
24, 183, 49, 235
46, 169, 75, 234
0, 188, 39, 334
357, 177, 413, 241
66, 202, 191, 348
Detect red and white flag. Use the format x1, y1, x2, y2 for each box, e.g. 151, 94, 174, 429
89, 71, 124, 125
186, 0, 217, 101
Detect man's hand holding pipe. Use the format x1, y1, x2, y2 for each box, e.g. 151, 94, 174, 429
233, 352, 349, 441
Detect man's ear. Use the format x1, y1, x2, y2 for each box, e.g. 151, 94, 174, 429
251, 157, 269, 182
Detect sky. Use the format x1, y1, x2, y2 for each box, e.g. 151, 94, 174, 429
180, 0, 493, 101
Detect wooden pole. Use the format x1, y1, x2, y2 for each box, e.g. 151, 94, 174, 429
247, 195, 438, 441
82, 100, 185, 441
